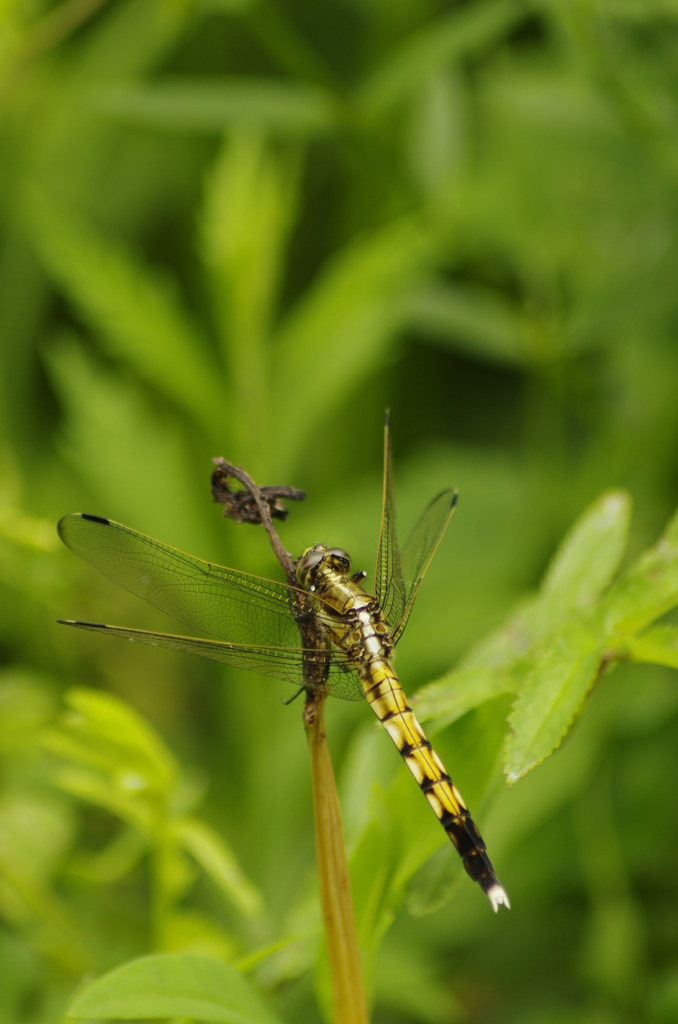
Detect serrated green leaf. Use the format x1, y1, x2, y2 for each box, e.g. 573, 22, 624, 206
603, 507, 678, 638
460, 596, 544, 671
414, 666, 517, 729
66, 952, 284, 1023
437, 492, 654, 786
624, 625, 678, 670
460, 494, 629, 677
541, 490, 631, 614
505, 622, 604, 783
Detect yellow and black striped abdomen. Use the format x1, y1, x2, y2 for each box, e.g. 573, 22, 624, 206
363, 663, 509, 912
295, 543, 508, 911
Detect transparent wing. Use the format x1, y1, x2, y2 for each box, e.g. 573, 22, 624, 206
392, 489, 457, 645
57, 513, 365, 701
58, 620, 365, 700
374, 415, 457, 643
375, 411, 406, 629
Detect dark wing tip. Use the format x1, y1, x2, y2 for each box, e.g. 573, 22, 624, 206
57, 512, 111, 540
430, 489, 459, 509
58, 619, 108, 629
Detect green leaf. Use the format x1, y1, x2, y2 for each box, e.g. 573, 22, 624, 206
274, 214, 444, 459
173, 817, 265, 918
372, 940, 463, 1023
541, 490, 631, 614
460, 596, 547, 671
46, 688, 178, 792
414, 666, 517, 730
603, 507, 678, 637
66, 952, 284, 1023
201, 134, 300, 344
426, 493, 630, 782
461, 493, 630, 678
405, 280, 533, 368
505, 622, 604, 783
0, 793, 74, 894
43, 689, 179, 832
624, 625, 678, 670
0, 670, 55, 753
25, 195, 222, 431
199, 134, 300, 457
45, 335, 203, 535
68, 826, 147, 885
357, 0, 535, 118
92, 79, 338, 137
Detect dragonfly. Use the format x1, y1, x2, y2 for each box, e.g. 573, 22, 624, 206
58, 417, 509, 912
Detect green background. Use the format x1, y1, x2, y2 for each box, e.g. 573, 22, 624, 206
2, 2, 678, 1022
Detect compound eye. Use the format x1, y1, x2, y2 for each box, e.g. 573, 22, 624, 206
326, 547, 351, 572
296, 545, 326, 585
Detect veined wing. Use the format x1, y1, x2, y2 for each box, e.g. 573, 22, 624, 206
392, 489, 457, 645
375, 415, 457, 644
58, 620, 365, 700
58, 513, 302, 646
375, 411, 405, 634
57, 513, 364, 700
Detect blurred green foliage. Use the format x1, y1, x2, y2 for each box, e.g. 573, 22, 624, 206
2, 1, 678, 1022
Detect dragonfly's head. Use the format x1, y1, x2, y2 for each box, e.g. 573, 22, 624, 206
296, 544, 351, 589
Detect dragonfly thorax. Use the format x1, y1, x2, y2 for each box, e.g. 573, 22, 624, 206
296, 544, 352, 589
296, 543, 392, 668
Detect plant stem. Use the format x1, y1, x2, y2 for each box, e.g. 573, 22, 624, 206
304, 690, 369, 1024
215, 457, 367, 1017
